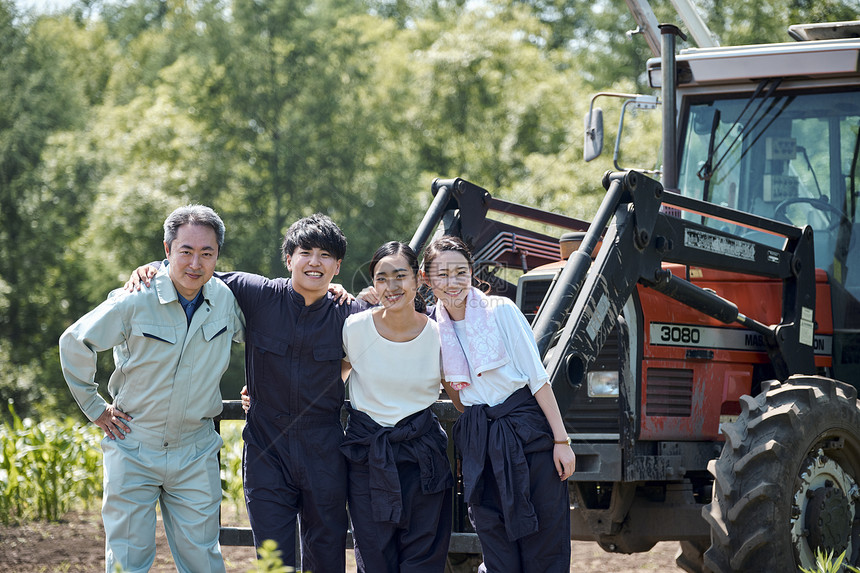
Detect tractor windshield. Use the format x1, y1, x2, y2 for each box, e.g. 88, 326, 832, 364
678, 87, 860, 297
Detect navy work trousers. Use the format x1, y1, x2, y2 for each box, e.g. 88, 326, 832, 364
349, 460, 452, 572
455, 388, 571, 573
243, 401, 348, 572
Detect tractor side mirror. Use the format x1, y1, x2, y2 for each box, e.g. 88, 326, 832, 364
584, 108, 604, 162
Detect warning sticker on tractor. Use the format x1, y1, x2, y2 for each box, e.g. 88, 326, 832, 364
586, 293, 611, 341
799, 306, 814, 347
684, 229, 755, 261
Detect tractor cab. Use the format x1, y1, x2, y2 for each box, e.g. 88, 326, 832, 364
676, 87, 860, 301
655, 27, 860, 383
584, 24, 860, 387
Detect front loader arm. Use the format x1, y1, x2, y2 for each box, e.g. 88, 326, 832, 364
409, 177, 589, 277
535, 171, 817, 414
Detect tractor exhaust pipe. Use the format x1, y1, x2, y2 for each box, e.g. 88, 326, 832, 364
658, 24, 686, 193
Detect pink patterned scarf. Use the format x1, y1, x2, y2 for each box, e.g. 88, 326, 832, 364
436, 287, 510, 390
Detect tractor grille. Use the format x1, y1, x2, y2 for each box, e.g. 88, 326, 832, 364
519, 276, 553, 324
645, 368, 693, 417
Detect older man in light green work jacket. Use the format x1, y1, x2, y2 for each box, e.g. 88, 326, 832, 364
59, 204, 244, 573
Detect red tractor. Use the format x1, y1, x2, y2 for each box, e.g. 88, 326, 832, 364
407, 18, 860, 573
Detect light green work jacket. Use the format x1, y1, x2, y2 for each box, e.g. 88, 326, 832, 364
59, 266, 245, 447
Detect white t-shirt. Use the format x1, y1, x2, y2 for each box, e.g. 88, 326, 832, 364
450, 297, 549, 407
343, 310, 442, 427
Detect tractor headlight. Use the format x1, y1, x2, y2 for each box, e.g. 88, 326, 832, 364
587, 371, 619, 398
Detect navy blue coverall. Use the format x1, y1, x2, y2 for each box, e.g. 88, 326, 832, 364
218, 271, 367, 572
453, 386, 571, 573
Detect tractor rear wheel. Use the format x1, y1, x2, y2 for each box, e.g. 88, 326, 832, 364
675, 539, 708, 573
703, 376, 860, 572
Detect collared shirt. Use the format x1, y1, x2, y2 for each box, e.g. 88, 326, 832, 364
59, 266, 245, 446
216, 271, 368, 422
177, 289, 204, 325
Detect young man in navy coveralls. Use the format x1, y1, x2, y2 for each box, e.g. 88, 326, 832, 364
132, 214, 367, 572
228, 215, 367, 571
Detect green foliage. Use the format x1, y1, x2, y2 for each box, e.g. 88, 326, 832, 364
505, 0, 655, 90
798, 548, 860, 573
698, 0, 860, 46
0, 402, 103, 524
0, 406, 247, 529
220, 420, 247, 519
250, 540, 295, 573
0, 0, 109, 420
3, 0, 858, 422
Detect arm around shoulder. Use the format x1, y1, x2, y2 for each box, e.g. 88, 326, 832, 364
211, 277, 246, 343
213, 269, 273, 311
123, 260, 162, 291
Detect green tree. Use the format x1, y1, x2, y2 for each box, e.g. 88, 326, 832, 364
497, 0, 860, 91
702, 0, 860, 46
178, 0, 430, 284
369, 4, 658, 223
9, 0, 851, 424
0, 3, 116, 419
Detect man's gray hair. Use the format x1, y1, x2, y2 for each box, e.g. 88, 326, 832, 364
163, 205, 226, 251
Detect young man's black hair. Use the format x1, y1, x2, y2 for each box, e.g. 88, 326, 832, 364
281, 213, 348, 264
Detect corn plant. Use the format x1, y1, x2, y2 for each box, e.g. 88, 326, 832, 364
219, 419, 246, 519
799, 548, 860, 573
1, 401, 247, 526
0, 401, 103, 524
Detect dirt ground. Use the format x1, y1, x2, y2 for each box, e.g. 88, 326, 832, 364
0, 510, 681, 572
